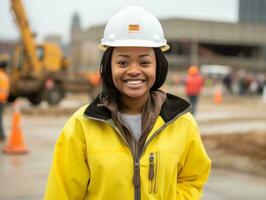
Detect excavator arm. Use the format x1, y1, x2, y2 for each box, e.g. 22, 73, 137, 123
10, 0, 41, 77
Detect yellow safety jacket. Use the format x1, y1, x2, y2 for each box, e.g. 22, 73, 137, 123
44, 93, 211, 200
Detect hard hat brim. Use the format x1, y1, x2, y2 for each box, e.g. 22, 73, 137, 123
99, 40, 170, 52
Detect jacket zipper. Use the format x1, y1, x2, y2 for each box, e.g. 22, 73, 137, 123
133, 159, 140, 200
133, 138, 141, 200
148, 153, 155, 193
148, 152, 159, 193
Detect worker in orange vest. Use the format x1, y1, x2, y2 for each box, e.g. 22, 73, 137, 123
0, 56, 10, 141
185, 66, 204, 114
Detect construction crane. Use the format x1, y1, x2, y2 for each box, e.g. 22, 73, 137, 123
8, 0, 69, 105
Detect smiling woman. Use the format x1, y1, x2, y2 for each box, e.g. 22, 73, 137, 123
111, 47, 156, 111
44, 6, 211, 200
100, 47, 168, 109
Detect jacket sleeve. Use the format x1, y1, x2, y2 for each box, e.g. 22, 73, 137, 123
44, 116, 90, 200
176, 119, 211, 200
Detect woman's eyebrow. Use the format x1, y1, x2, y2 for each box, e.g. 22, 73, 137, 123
115, 53, 153, 58
139, 54, 153, 58
116, 54, 130, 58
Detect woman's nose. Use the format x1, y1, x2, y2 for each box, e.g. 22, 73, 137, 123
127, 63, 141, 76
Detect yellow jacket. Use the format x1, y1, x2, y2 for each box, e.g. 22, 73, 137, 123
44, 93, 211, 200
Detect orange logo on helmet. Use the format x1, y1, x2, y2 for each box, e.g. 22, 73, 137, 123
128, 24, 140, 33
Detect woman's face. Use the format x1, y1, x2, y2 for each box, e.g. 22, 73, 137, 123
111, 47, 156, 100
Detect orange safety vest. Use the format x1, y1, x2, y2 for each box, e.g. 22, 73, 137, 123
185, 73, 204, 96
0, 69, 10, 103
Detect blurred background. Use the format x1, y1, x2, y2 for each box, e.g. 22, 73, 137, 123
0, 0, 265, 199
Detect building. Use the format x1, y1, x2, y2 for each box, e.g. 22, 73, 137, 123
70, 13, 84, 71
70, 12, 266, 72
44, 34, 62, 46
239, 0, 266, 24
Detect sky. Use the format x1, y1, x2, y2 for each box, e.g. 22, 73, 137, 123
0, 0, 238, 44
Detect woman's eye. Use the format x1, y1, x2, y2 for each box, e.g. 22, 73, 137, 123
117, 61, 128, 67
140, 61, 152, 66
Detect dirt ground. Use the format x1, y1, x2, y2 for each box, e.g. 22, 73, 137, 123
203, 131, 266, 160
202, 131, 266, 177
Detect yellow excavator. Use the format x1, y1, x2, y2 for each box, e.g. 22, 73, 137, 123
7, 0, 69, 105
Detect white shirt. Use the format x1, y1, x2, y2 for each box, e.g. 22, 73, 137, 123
119, 113, 142, 141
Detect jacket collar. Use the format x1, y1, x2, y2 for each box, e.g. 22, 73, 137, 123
160, 93, 191, 123
83, 95, 111, 120
84, 91, 191, 123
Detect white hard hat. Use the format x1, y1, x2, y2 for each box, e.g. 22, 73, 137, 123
99, 6, 169, 52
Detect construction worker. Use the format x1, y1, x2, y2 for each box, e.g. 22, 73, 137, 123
0, 55, 10, 141
185, 66, 204, 114
44, 6, 211, 200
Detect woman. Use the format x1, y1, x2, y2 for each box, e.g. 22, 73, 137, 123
44, 6, 211, 200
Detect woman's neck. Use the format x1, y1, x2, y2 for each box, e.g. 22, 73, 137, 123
119, 93, 149, 114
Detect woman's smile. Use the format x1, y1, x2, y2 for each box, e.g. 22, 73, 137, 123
123, 79, 146, 88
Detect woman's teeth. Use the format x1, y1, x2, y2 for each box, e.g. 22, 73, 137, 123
126, 80, 143, 85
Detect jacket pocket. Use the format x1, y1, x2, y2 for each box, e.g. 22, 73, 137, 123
148, 152, 160, 193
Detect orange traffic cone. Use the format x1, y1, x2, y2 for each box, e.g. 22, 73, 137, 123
2, 101, 28, 154
214, 86, 223, 104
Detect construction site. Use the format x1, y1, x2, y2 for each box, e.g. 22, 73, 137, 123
0, 0, 266, 200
